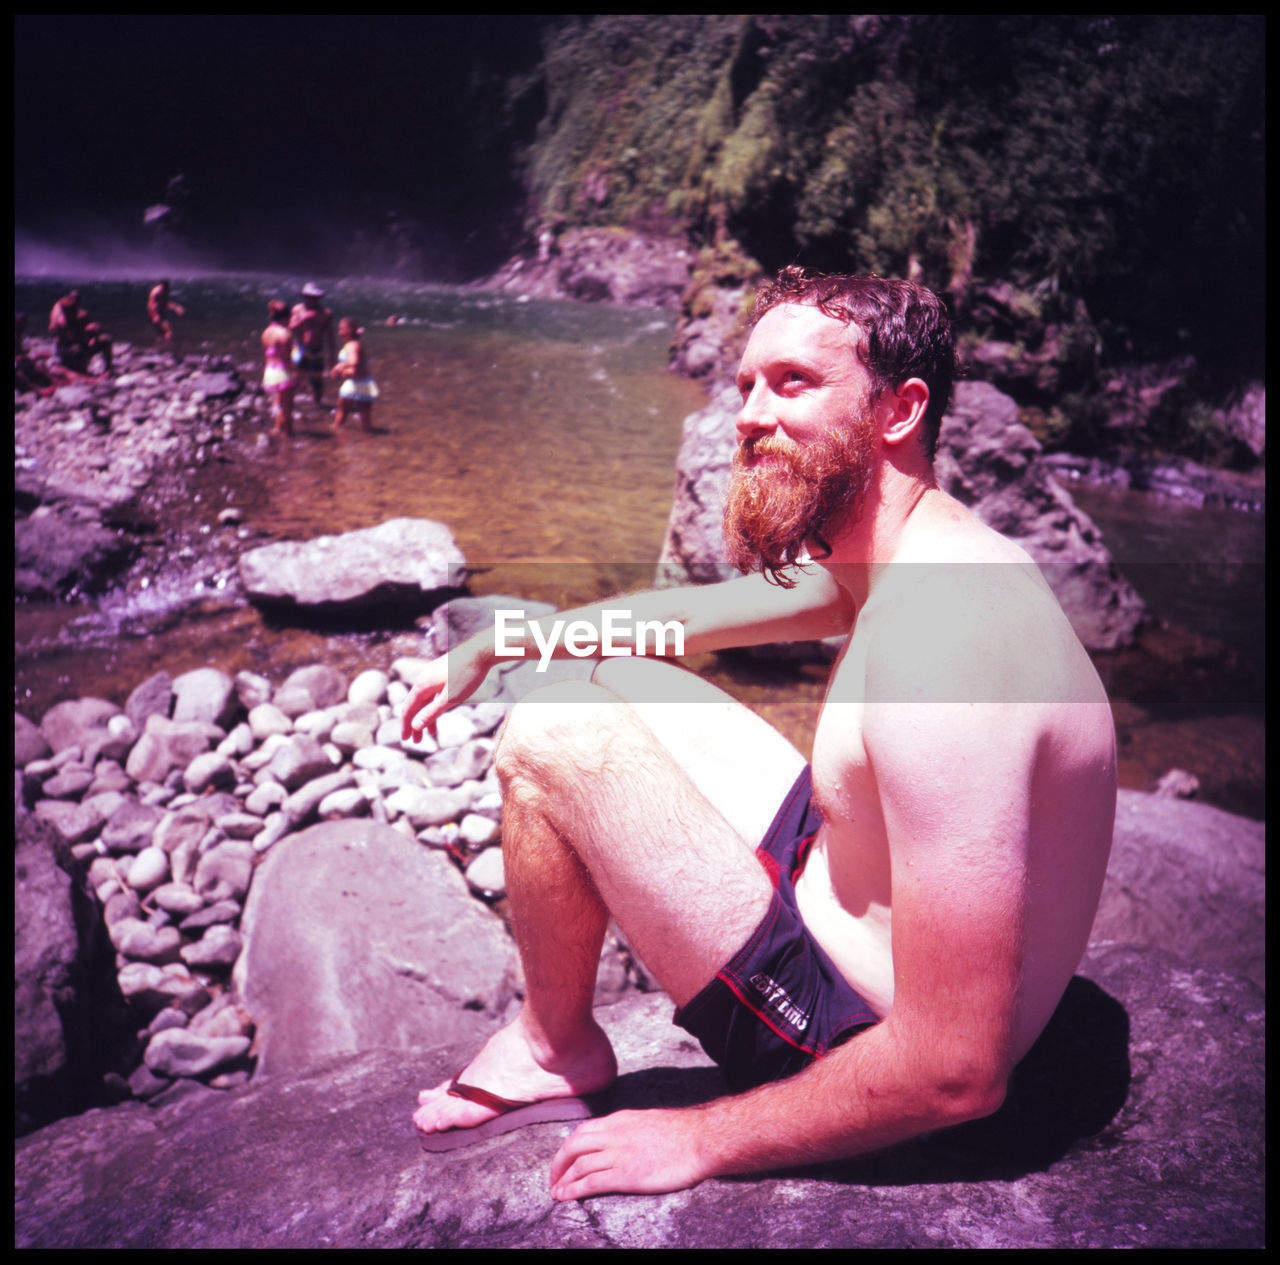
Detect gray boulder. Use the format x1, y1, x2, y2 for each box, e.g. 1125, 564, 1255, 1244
14, 505, 136, 598
39, 696, 120, 756
934, 382, 1147, 650
15, 712, 51, 766
232, 820, 519, 1079
171, 667, 239, 729
14, 812, 126, 1135
193, 841, 255, 905
125, 716, 223, 785
262, 734, 334, 791
144, 1029, 251, 1079
1094, 789, 1265, 990
33, 798, 105, 846
15, 820, 85, 1123
99, 799, 165, 855
424, 594, 557, 659
657, 381, 1148, 652
238, 517, 467, 615
272, 663, 349, 717
124, 670, 174, 729
485, 227, 691, 308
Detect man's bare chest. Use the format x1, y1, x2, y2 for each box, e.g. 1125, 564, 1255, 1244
808, 639, 889, 881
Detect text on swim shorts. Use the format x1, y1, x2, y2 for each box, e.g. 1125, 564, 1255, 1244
493, 608, 686, 672
749, 972, 811, 1032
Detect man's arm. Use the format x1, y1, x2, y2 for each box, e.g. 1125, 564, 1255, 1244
400, 567, 853, 742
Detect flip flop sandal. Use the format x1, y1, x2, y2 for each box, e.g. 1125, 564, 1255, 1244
417, 1078, 610, 1153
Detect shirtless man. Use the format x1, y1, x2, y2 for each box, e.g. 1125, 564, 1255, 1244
147, 280, 185, 356
289, 282, 336, 404
400, 268, 1117, 1200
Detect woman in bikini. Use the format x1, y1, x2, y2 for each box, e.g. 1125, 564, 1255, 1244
330, 317, 379, 437
262, 300, 299, 438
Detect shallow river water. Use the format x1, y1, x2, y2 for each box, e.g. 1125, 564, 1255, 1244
13, 274, 1265, 820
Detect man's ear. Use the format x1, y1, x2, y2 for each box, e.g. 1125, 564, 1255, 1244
879, 378, 930, 448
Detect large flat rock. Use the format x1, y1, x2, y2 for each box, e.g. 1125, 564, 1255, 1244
14, 944, 1264, 1249
237, 517, 466, 614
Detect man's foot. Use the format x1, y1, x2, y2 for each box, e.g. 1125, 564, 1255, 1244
413, 1012, 617, 1144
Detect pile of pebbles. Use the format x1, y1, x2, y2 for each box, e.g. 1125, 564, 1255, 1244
15, 656, 511, 1101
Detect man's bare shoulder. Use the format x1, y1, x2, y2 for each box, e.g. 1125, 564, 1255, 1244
860, 506, 1102, 708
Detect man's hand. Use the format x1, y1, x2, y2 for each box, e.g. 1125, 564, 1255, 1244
399, 638, 493, 743
548, 1108, 713, 1201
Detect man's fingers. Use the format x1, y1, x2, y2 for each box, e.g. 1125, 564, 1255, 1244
400, 676, 448, 742
549, 1136, 618, 1201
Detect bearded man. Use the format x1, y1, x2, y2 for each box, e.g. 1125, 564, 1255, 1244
400, 268, 1117, 1199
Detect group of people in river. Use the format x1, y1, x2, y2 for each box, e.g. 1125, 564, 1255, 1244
16, 281, 379, 448
261, 282, 379, 442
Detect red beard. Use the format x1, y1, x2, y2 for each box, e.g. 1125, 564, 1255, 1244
723, 415, 877, 586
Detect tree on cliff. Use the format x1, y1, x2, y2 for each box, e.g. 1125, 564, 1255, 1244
508, 15, 1263, 387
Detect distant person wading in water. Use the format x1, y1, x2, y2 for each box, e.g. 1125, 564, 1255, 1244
289, 282, 336, 405
147, 280, 185, 358
262, 300, 299, 438
330, 317, 379, 438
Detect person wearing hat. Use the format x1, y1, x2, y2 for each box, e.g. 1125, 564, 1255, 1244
289, 282, 336, 405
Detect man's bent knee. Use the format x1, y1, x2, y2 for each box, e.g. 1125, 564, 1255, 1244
495, 678, 637, 788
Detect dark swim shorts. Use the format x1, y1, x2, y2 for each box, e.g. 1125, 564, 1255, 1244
292, 345, 326, 376
673, 766, 880, 1092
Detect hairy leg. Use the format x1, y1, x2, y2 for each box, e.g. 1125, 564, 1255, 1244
415, 663, 803, 1138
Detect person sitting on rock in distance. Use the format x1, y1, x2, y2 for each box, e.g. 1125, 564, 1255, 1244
15, 311, 99, 395
289, 282, 336, 405
401, 267, 1118, 1200
48, 290, 113, 376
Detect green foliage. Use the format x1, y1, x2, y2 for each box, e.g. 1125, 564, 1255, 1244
513, 15, 1263, 385
521, 15, 745, 229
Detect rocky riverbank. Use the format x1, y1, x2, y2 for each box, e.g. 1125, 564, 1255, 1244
15, 337, 263, 602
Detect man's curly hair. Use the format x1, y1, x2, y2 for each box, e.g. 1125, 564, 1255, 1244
753, 266, 956, 461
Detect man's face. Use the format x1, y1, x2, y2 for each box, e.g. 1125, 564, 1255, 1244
724, 304, 881, 577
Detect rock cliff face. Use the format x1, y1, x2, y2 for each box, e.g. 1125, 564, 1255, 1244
483, 227, 692, 308
658, 380, 1148, 652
